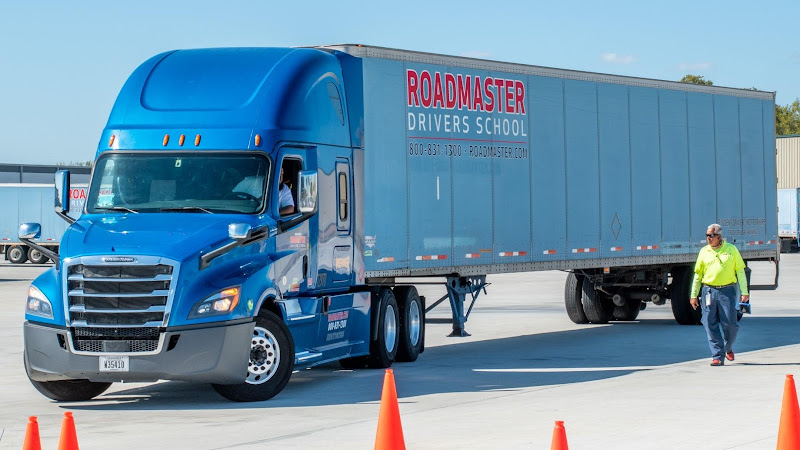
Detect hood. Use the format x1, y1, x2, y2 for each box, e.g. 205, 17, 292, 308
61, 213, 265, 262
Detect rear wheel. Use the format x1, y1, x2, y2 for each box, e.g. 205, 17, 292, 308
6, 245, 28, 264
612, 299, 642, 321
581, 277, 612, 324
29, 249, 50, 265
670, 266, 701, 325
564, 272, 589, 324
393, 286, 425, 362
212, 310, 294, 402
366, 288, 399, 368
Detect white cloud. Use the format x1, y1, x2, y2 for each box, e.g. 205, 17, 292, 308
677, 62, 713, 71
601, 53, 636, 65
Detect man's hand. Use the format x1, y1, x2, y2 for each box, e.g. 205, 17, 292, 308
689, 297, 699, 310
740, 294, 750, 303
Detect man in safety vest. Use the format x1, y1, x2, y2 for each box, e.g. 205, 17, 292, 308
689, 223, 750, 366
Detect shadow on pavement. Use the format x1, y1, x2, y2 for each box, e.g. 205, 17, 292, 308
55, 314, 800, 411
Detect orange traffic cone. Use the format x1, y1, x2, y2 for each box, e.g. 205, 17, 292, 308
778, 374, 800, 449
374, 369, 405, 450
551, 420, 569, 450
58, 411, 79, 450
22, 416, 41, 450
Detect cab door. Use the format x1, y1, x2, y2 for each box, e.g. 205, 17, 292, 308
331, 159, 352, 284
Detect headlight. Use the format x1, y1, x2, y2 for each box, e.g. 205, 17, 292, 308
26, 285, 53, 319
188, 287, 241, 319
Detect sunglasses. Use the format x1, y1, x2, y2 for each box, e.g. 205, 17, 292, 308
706, 233, 720, 238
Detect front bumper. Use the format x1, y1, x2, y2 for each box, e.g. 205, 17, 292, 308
24, 320, 255, 384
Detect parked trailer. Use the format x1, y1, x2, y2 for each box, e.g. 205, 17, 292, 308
778, 188, 800, 252
0, 184, 86, 263
21, 45, 778, 403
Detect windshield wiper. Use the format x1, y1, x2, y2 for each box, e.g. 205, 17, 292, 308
160, 206, 214, 214
94, 206, 139, 213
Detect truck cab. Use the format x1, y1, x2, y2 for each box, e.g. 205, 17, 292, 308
22, 47, 423, 402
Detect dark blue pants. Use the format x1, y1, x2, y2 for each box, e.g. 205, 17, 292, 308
700, 285, 739, 361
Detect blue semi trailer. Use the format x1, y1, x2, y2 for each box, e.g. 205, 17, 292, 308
21, 45, 778, 402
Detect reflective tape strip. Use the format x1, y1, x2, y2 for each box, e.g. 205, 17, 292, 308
542, 249, 557, 255
465, 253, 481, 259
572, 248, 597, 253
746, 241, 764, 245
377, 257, 395, 263
498, 251, 527, 257
636, 245, 659, 250
46, 238, 55, 241
1, 238, 8, 240
416, 255, 448, 261
768, 240, 777, 244
610, 247, 623, 252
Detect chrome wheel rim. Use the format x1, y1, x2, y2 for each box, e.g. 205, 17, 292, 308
246, 326, 280, 384
385, 304, 397, 353
408, 300, 421, 346
9, 247, 22, 260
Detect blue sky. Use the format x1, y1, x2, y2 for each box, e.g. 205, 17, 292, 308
1, 0, 798, 165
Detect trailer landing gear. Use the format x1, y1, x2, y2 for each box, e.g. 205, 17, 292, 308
442, 275, 487, 337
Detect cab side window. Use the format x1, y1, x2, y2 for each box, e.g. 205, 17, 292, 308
279, 158, 301, 216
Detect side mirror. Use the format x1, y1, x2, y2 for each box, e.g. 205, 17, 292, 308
19, 223, 42, 240
228, 223, 252, 240
18, 223, 60, 269
298, 170, 318, 213
55, 170, 70, 214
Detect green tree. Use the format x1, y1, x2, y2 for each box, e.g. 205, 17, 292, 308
776, 99, 800, 135
680, 74, 713, 85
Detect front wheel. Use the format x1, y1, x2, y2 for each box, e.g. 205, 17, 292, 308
212, 310, 295, 402
26, 356, 111, 401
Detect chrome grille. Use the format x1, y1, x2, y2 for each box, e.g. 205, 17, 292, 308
65, 259, 176, 354
67, 264, 172, 326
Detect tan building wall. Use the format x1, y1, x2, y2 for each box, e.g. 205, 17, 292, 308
777, 135, 800, 188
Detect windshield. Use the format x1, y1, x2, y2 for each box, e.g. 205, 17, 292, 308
86, 153, 270, 214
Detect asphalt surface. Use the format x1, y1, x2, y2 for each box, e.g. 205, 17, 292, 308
0, 255, 797, 449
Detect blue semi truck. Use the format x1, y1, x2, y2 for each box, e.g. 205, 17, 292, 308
21, 45, 778, 402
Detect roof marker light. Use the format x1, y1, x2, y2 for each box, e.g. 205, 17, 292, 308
255, 134, 261, 147
195, 134, 201, 146
179, 134, 185, 146
163, 134, 169, 146
108, 135, 115, 147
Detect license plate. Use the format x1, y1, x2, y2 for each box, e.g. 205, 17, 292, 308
99, 355, 129, 372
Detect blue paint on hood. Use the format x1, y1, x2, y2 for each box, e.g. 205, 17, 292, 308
60, 213, 260, 263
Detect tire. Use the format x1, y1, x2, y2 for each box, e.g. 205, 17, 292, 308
212, 310, 295, 402
367, 288, 399, 369
612, 299, 642, 321
25, 356, 112, 401
581, 277, 611, 324
670, 266, 701, 325
29, 249, 50, 265
6, 245, 28, 264
29, 379, 112, 402
564, 272, 589, 324
339, 355, 369, 369
393, 286, 425, 362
